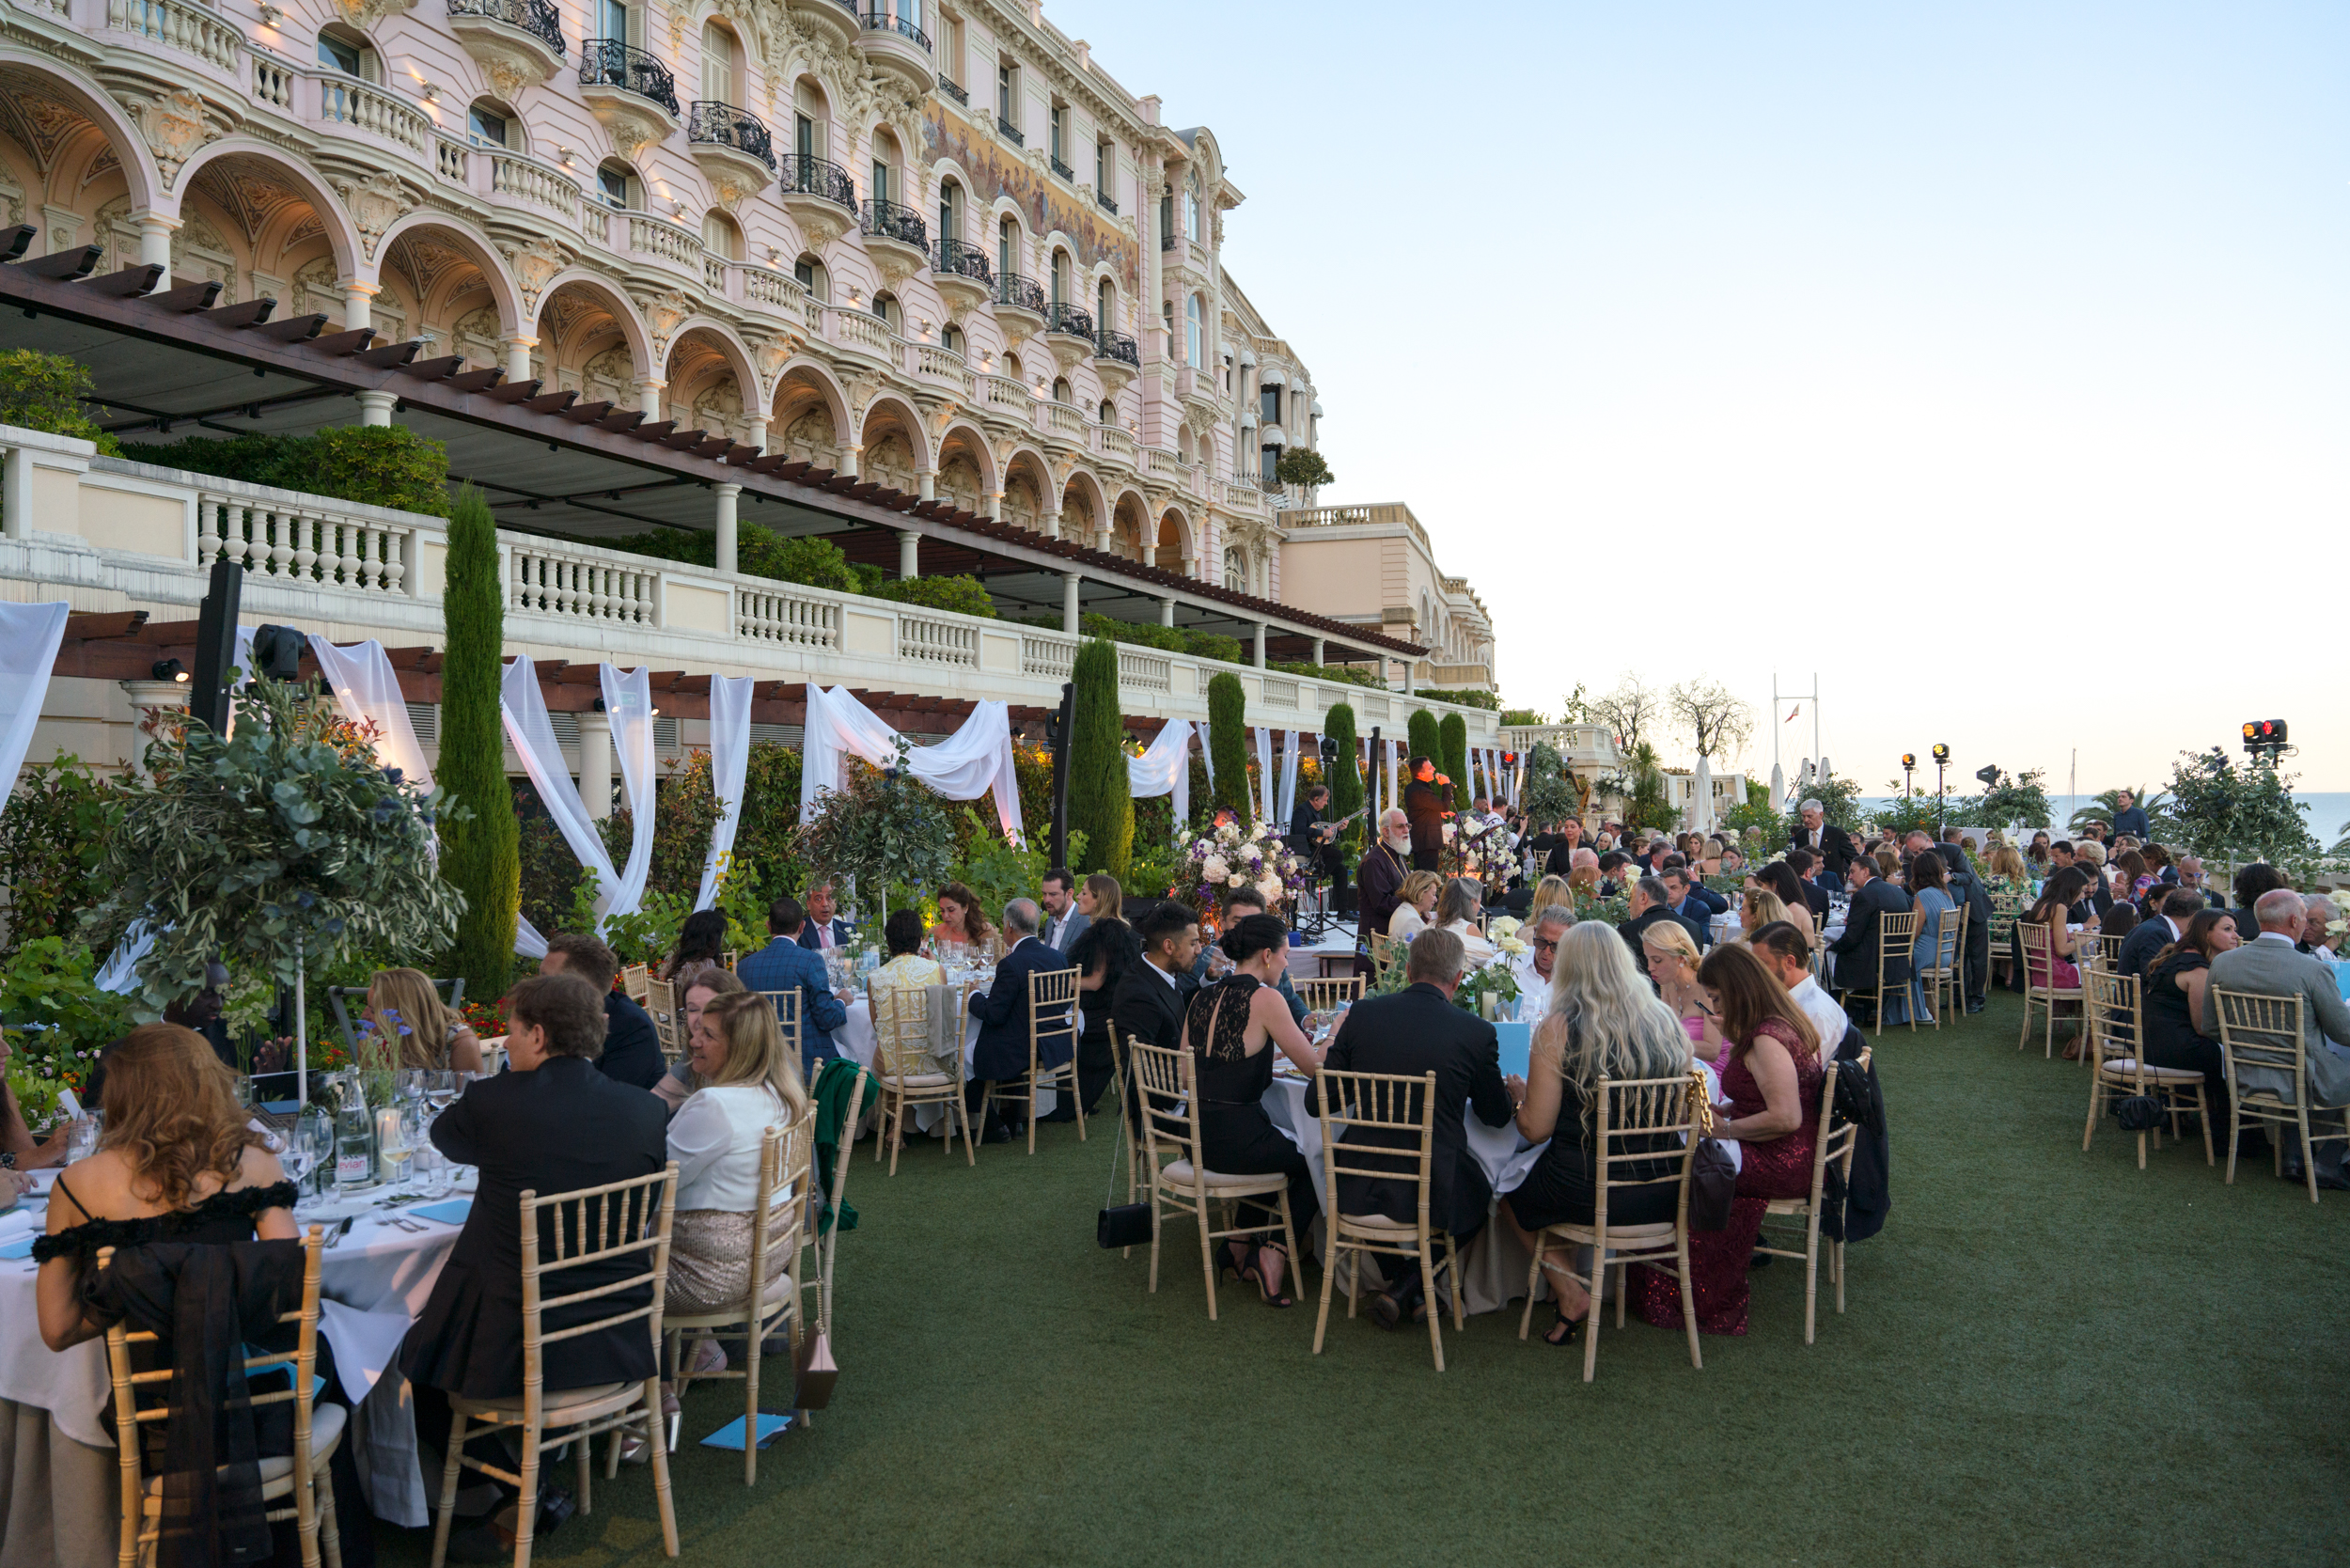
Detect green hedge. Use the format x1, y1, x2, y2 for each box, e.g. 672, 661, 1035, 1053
0, 349, 119, 456
1440, 712, 1471, 808
1406, 710, 1442, 772
1018, 613, 1241, 666
866, 574, 996, 618
1417, 686, 1501, 712
118, 427, 451, 516
1324, 701, 1362, 855
1207, 672, 1252, 823
1276, 661, 1386, 690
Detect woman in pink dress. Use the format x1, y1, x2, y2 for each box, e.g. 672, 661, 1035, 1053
1632, 944, 1823, 1336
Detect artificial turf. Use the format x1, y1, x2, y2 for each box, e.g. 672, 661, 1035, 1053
377, 991, 2349, 1567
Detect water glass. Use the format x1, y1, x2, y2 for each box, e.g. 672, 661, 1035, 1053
414, 1144, 451, 1200
65, 1114, 98, 1165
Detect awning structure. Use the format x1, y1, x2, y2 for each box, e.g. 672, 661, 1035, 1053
0, 231, 1425, 668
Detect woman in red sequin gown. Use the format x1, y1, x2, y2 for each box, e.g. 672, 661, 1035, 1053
1632, 944, 1825, 1337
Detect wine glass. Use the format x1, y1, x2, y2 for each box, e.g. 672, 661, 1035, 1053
66, 1113, 99, 1165
378, 1111, 415, 1196
423, 1070, 459, 1119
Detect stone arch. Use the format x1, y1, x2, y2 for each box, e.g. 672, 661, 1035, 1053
173, 137, 363, 281
0, 55, 162, 216
533, 271, 652, 386
934, 417, 994, 513
773, 357, 851, 465
1158, 506, 1196, 576
1000, 446, 1053, 533
927, 156, 978, 243
986, 196, 1029, 271
666, 319, 760, 440
1108, 487, 1151, 563
373, 211, 523, 337
1058, 466, 1107, 542
1087, 259, 1122, 333
859, 393, 928, 494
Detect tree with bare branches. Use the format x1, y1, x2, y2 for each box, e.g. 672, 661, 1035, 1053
1588, 674, 1660, 754
1668, 678, 1754, 761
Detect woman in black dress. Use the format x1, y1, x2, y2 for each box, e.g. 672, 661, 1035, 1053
1065, 874, 1138, 1117
2143, 909, 2241, 1138
1498, 923, 1694, 1346
1183, 913, 1324, 1307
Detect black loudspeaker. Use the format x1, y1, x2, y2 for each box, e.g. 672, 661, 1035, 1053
188, 559, 244, 734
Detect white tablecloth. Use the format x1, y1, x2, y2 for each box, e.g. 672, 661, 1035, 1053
833, 988, 1057, 1121
1260, 1076, 1535, 1215
0, 1181, 465, 1531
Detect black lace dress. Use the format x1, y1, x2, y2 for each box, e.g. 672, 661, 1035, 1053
1183, 975, 1320, 1242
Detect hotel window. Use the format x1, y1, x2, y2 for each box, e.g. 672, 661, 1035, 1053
1184, 184, 1200, 242
1095, 139, 1112, 192
1184, 294, 1201, 367
1049, 105, 1065, 165
938, 178, 961, 243
996, 60, 1017, 127
316, 30, 363, 76
997, 217, 1017, 280
466, 102, 509, 149
1260, 384, 1278, 425
594, 162, 634, 211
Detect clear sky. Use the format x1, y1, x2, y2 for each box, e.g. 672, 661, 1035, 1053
1049, 0, 2349, 795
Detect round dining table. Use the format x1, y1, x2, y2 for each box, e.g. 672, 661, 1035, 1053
0, 1168, 474, 1568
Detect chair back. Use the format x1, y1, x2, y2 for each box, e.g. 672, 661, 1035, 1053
1924, 906, 1961, 971
1313, 1067, 1438, 1229
1804, 1048, 1869, 1205
1590, 1074, 1700, 1233
1368, 931, 1396, 980
1130, 1040, 1202, 1175
1873, 910, 1918, 990
646, 977, 680, 1058
758, 990, 803, 1059
813, 1074, 866, 1327
1026, 964, 1080, 1074
1296, 975, 1364, 1012
2085, 968, 2141, 1074
518, 1164, 680, 1399
2019, 920, 2060, 988
741, 1117, 813, 1321
867, 978, 935, 1082
620, 963, 651, 1001
2083, 933, 2125, 974
100, 1229, 328, 1558
722, 949, 739, 972
2212, 988, 2310, 1106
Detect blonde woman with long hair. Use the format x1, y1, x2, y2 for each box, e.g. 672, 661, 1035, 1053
664, 990, 811, 1335
1496, 924, 1694, 1346
364, 966, 483, 1073
1388, 870, 1443, 940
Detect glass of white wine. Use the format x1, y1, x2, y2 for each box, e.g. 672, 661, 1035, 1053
378, 1111, 415, 1196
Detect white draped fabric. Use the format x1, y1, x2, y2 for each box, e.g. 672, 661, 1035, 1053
1252, 726, 1276, 823
500, 657, 620, 931
600, 665, 657, 914
308, 637, 433, 792
1125, 718, 1191, 827
694, 675, 756, 911
1277, 729, 1302, 825
0, 602, 67, 818
1196, 720, 1215, 792
1386, 740, 1401, 816
798, 685, 1023, 840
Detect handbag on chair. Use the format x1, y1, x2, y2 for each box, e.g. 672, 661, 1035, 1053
1686, 1070, 1737, 1232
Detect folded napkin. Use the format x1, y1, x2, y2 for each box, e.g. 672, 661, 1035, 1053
409, 1200, 472, 1226
0, 1207, 39, 1245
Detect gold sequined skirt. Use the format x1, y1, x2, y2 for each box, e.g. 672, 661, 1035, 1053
665, 1207, 795, 1317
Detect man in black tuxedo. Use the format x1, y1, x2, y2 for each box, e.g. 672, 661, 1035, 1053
1618, 876, 1708, 980
1109, 902, 1199, 1129
1829, 856, 1913, 1015
2121, 887, 2206, 982
539, 932, 665, 1090
1790, 798, 1856, 879
1309, 927, 1517, 1328
1401, 755, 1450, 871
1786, 848, 1834, 924
966, 900, 1073, 1141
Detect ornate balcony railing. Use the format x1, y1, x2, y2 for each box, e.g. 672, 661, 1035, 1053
687, 101, 775, 169
859, 197, 926, 250
1096, 329, 1139, 366
446, 0, 564, 55
997, 115, 1024, 146
936, 237, 991, 284
1160, 230, 1175, 251
1049, 153, 1073, 181
861, 9, 930, 48
937, 73, 967, 104
577, 39, 678, 116
995, 272, 1045, 314
1044, 302, 1093, 339
1096, 190, 1119, 215
777, 154, 856, 211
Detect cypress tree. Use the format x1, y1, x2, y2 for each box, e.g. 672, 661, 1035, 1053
1207, 672, 1252, 823
438, 484, 517, 998
1066, 637, 1133, 880
1440, 712, 1472, 808
1406, 709, 1443, 778
1323, 700, 1360, 853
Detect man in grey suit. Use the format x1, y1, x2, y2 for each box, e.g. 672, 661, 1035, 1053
1038, 867, 1089, 955
2201, 889, 2350, 1187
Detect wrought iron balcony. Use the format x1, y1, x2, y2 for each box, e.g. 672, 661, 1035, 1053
447, 0, 564, 55
1049, 153, 1073, 181
1096, 329, 1139, 366
861, 9, 931, 48
1045, 302, 1093, 339
1096, 190, 1119, 215
997, 115, 1025, 147
777, 154, 856, 211
687, 101, 774, 170
995, 272, 1045, 314
860, 197, 927, 249
1160, 230, 1175, 251
936, 237, 992, 284
937, 72, 967, 104
578, 39, 677, 116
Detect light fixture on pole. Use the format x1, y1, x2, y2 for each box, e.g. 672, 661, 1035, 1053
1931, 744, 1950, 829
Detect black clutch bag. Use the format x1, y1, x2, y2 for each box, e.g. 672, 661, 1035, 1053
1097, 1202, 1153, 1249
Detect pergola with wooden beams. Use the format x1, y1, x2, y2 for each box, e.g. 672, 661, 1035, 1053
60, 612, 1201, 740
0, 227, 1426, 670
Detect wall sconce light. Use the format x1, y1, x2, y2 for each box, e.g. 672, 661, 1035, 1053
257, 2, 282, 23
846, 289, 864, 306
556, 146, 576, 165
151, 658, 188, 683
671, 201, 687, 218
766, 246, 781, 264
419, 82, 441, 102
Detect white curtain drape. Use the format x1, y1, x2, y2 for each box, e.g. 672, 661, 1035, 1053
601, 665, 657, 915
1196, 720, 1215, 792
1386, 740, 1400, 816
694, 675, 755, 911
1252, 726, 1275, 823
501, 658, 620, 953
309, 637, 433, 791
1125, 719, 1190, 827
799, 685, 1022, 841
1277, 729, 1301, 825
1360, 737, 1372, 819
0, 602, 67, 816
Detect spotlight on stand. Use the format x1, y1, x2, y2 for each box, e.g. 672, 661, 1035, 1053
2243, 718, 2289, 759
249, 624, 306, 682
150, 658, 187, 683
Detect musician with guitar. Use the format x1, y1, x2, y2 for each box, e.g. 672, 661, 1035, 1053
1288, 784, 1366, 896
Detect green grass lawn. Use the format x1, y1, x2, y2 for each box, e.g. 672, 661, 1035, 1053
379, 992, 2349, 1567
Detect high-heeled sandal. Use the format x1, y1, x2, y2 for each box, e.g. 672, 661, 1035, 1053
1541, 1307, 1583, 1347
1239, 1244, 1295, 1309
1214, 1241, 1249, 1288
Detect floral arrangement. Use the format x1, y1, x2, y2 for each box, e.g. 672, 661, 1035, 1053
1180, 816, 1306, 913
1370, 931, 1523, 1017
1445, 817, 1513, 896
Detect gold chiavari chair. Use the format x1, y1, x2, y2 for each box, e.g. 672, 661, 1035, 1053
2213, 988, 2347, 1204
1918, 906, 1963, 1029
2017, 922, 2083, 1058
646, 977, 680, 1060
867, 978, 973, 1172
1313, 1067, 1462, 1372
756, 990, 802, 1066
1757, 1050, 1871, 1342
1130, 1041, 1299, 1320
2082, 969, 2211, 1169
1296, 975, 1365, 1013
619, 964, 651, 1002
985, 965, 1083, 1154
